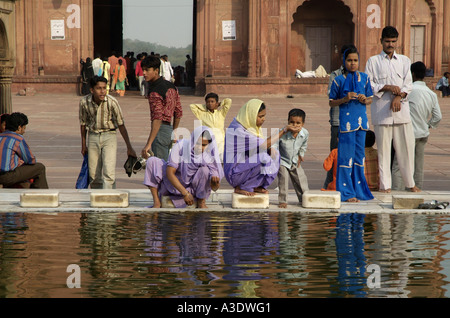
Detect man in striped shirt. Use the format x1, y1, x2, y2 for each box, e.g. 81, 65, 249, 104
79, 76, 136, 189
0, 112, 48, 188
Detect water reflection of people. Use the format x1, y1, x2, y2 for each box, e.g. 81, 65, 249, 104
222, 215, 279, 285
334, 213, 367, 296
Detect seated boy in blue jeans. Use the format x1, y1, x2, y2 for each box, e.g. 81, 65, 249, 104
272, 108, 309, 208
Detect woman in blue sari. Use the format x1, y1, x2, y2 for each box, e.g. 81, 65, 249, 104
329, 45, 374, 202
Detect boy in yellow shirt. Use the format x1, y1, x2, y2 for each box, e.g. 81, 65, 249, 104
190, 93, 232, 159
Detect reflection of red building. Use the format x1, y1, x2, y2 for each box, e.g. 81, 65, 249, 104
1, 0, 449, 109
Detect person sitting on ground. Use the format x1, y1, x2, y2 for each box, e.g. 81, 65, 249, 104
435, 72, 450, 98
0, 112, 48, 188
271, 108, 309, 208
144, 126, 223, 209
190, 92, 232, 159
0, 113, 7, 133
223, 99, 280, 196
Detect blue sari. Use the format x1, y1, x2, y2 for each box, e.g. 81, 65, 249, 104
329, 71, 374, 201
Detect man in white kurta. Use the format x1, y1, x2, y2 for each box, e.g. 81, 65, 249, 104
364, 26, 420, 193
392, 61, 442, 190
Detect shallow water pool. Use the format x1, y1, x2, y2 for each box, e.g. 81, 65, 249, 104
1, 211, 450, 298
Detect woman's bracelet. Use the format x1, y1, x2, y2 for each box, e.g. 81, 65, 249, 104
183, 192, 190, 197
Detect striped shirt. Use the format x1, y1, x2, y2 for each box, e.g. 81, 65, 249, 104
0, 131, 36, 172
79, 94, 125, 133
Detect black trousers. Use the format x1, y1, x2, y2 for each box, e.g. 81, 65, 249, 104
439, 86, 450, 97
0, 163, 49, 189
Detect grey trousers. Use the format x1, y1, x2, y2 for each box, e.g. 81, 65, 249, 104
392, 136, 428, 190
152, 124, 173, 161
88, 130, 117, 189
278, 164, 309, 204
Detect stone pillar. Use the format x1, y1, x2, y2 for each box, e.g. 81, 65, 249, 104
248, 0, 258, 77
0, 65, 14, 114
0, 0, 15, 115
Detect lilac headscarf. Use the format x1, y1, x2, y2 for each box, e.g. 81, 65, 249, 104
224, 99, 280, 185
168, 126, 224, 181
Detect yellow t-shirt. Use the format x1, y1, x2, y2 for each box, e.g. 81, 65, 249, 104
189, 98, 232, 156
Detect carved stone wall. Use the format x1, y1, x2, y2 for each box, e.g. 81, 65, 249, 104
0, 0, 15, 114
198, 0, 450, 95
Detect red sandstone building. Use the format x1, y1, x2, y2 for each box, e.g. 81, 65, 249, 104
1, 0, 450, 112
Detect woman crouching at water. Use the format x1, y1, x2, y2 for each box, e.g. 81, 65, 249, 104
223, 99, 281, 196
144, 126, 223, 208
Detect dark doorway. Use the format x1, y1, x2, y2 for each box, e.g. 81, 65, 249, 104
93, 0, 123, 59
290, 0, 354, 74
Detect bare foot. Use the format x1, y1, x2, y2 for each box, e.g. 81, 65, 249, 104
346, 197, 360, 203
254, 187, 269, 194
234, 186, 255, 196
379, 189, 391, 193
278, 203, 287, 208
149, 187, 161, 208
152, 201, 161, 208
408, 186, 421, 192
197, 199, 208, 209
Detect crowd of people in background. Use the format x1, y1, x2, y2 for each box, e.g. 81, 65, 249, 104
80, 51, 194, 97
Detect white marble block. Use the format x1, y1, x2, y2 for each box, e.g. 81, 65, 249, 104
20, 191, 60, 208
392, 195, 424, 209
90, 191, 129, 208
302, 190, 341, 209
232, 193, 270, 209
161, 196, 175, 208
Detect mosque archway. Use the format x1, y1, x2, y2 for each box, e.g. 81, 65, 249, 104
290, 0, 354, 75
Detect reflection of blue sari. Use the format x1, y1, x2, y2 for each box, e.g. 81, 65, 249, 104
333, 213, 367, 296
329, 71, 374, 201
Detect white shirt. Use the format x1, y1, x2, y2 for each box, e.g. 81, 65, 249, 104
365, 51, 413, 125
92, 58, 103, 77
163, 61, 174, 81
435, 76, 449, 89
272, 128, 309, 169
408, 81, 442, 138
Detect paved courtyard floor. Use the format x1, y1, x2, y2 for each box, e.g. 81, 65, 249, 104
2, 88, 450, 212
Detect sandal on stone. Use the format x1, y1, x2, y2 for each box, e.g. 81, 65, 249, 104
437, 201, 449, 209
418, 200, 449, 209
418, 202, 436, 209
